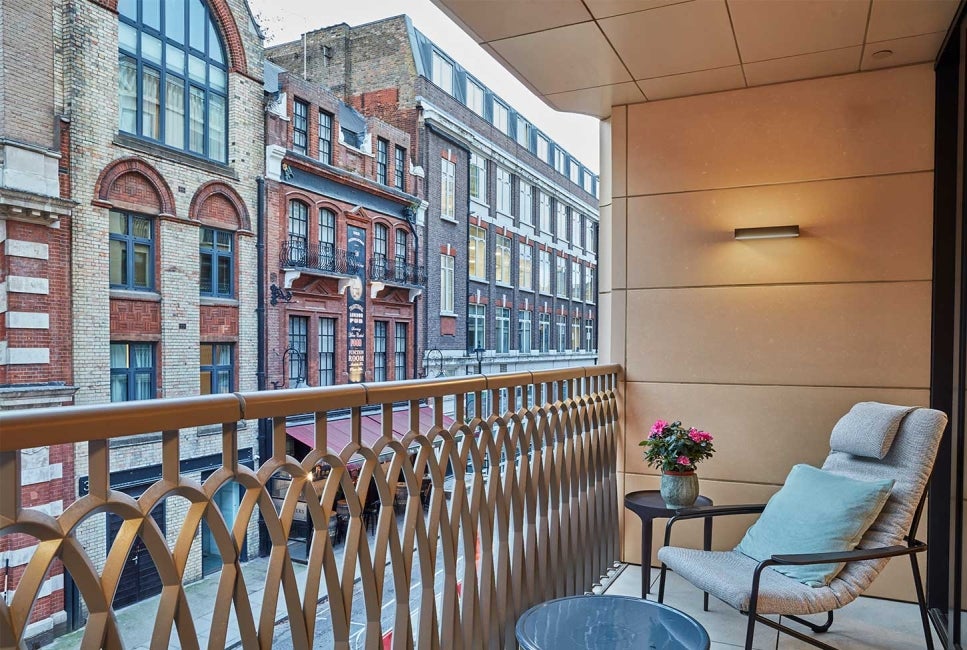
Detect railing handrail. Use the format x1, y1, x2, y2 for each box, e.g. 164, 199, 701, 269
369, 255, 427, 286
279, 240, 361, 275
0, 365, 621, 452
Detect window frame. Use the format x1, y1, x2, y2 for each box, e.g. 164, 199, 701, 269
469, 224, 487, 280
376, 137, 389, 185
519, 181, 532, 225
441, 157, 456, 220
495, 166, 512, 214
571, 261, 582, 301
110, 341, 156, 402
117, 0, 229, 162
319, 208, 335, 255
431, 51, 454, 94
318, 109, 333, 164
395, 322, 407, 380
572, 213, 582, 247
293, 99, 309, 154
516, 118, 529, 147
440, 254, 455, 314
394, 145, 406, 190
518, 310, 532, 353
586, 267, 596, 304
468, 304, 486, 351
556, 203, 568, 242
109, 210, 155, 291
470, 153, 487, 202
493, 101, 509, 134
539, 249, 552, 295
374, 321, 388, 382
199, 226, 233, 298
467, 79, 485, 116
495, 234, 512, 285
288, 315, 309, 387
496, 307, 511, 354
556, 255, 568, 298
571, 319, 582, 351
200, 342, 233, 394
518, 242, 533, 290
536, 135, 549, 162
538, 313, 551, 353
318, 317, 335, 386
539, 192, 551, 234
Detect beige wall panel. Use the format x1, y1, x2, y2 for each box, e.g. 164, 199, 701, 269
623, 381, 929, 485
625, 173, 934, 289
625, 282, 932, 387
597, 290, 627, 368
611, 198, 627, 290
622, 473, 780, 566
611, 105, 627, 199
625, 64, 934, 197
600, 115, 614, 207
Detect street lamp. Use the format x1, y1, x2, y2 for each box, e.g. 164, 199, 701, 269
472, 346, 485, 374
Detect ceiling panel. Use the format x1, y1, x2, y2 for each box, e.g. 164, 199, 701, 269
584, 0, 693, 19
867, 0, 960, 42
744, 47, 862, 86
638, 65, 745, 100
600, 0, 739, 79
729, 0, 870, 62
434, 0, 592, 43
546, 82, 648, 117
490, 22, 632, 95
861, 32, 947, 70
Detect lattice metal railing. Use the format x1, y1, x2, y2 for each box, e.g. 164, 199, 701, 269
0, 365, 620, 649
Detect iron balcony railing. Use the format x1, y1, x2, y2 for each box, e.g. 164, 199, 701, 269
0, 365, 620, 649
370, 255, 428, 287
280, 239, 361, 276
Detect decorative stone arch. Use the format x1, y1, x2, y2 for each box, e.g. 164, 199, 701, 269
189, 181, 251, 232
93, 157, 176, 217
314, 200, 343, 216
92, 0, 249, 75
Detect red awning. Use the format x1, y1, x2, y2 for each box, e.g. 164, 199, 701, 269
286, 406, 454, 455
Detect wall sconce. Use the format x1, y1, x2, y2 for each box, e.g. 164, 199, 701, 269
734, 225, 800, 240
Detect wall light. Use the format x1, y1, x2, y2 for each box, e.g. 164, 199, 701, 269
734, 225, 800, 240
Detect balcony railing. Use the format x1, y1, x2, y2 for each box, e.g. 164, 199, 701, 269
370, 255, 428, 287
280, 240, 361, 276
0, 365, 620, 649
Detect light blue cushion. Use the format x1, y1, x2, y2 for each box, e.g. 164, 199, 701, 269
735, 464, 894, 587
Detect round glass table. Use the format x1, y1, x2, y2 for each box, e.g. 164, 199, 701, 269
516, 594, 710, 650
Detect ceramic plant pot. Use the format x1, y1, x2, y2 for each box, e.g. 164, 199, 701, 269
660, 471, 699, 509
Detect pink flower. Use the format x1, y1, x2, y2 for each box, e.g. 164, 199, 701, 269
689, 430, 713, 443
650, 419, 668, 437
676, 455, 691, 466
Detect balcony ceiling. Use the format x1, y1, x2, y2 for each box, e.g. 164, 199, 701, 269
430, 0, 960, 117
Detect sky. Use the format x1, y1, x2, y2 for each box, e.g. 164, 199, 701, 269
246, 0, 601, 173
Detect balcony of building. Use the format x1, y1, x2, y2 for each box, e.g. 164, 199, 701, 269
369, 255, 428, 302
279, 238, 362, 290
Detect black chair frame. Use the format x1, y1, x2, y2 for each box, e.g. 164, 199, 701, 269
656, 496, 932, 650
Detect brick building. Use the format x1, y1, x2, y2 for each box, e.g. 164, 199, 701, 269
2, 0, 267, 637
263, 66, 426, 396
267, 17, 600, 408
0, 0, 79, 644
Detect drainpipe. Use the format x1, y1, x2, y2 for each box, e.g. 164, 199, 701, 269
255, 175, 272, 557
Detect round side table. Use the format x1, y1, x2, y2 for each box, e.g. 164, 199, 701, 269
624, 490, 713, 605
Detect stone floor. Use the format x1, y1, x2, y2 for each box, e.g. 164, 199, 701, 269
603, 563, 941, 649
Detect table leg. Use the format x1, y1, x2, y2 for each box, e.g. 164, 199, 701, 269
703, 515, 712, 611
641, 517, 653, 598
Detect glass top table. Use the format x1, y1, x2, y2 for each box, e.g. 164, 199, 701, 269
516, 594, 710, 650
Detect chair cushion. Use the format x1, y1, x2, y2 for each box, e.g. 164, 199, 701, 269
657, 548, 858, 615
735, 464, 894, 587
829, 402, 915, 459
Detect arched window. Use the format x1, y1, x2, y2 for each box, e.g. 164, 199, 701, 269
118, 0, 228, 162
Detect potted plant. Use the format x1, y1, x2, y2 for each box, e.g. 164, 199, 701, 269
640, 420, 715, 508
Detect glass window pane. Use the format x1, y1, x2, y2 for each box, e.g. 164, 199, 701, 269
200, 227, 214, 246
188, 86, 205, 153
118, 22, 138, 53
216, 345, 231, 365
133, 344, 152, 367
166, 44, 185, 73
110, 343, 128, 369
215, 370, 231, 393
141, 67, 161, 139
208, 94, 226, 162
200, 254, 213, 293
118, 57, 138, 134
208, 21, 224, 63
111, 374, 128, 402
141, 33, 162, 65
209, 66, 226, 92
132, 216, 151, 239
110, 240, 127, 286
143, 0, 161, 30
200, 343, 213, 366
188, 55, 206, 83
134, 243, 150, 287
200, 370, 212, 395
110, 211, 126, 234
164, 78, 185, 149
118, 0, 136, 20
165, 0, 185, 43
188, 0, 206, 52
216, 256, 231, 294
134, 373, 153, 400
216, 231, 232, 249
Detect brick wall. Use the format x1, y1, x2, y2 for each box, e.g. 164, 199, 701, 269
1, 0, 57, 148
